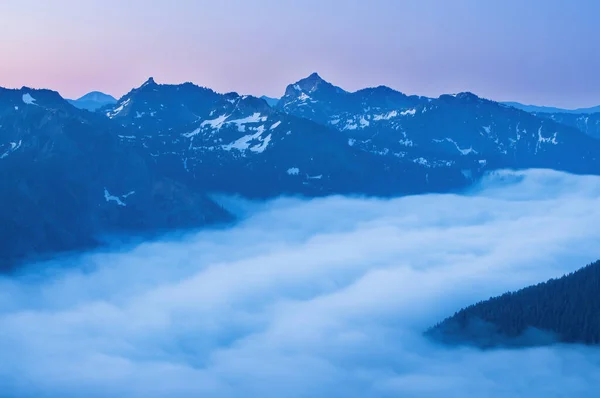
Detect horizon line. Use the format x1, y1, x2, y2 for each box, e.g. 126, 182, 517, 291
1, 75, 599, 111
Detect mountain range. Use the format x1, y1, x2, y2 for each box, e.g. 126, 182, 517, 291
503, 101, 600, 114
2, 73, 600, 270
500, 102, 600, 140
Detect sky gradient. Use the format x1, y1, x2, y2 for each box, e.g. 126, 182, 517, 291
1, 0, 598, 108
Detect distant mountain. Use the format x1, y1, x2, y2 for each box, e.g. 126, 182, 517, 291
502, 101, 600, 114
3, 74, 600, 270
427, 260, 600, 348
260, 95, 279, 107
279, 73, 600, 176
67, 91, 117, 111
502, 102, 600, 140
534, 112, 600, 140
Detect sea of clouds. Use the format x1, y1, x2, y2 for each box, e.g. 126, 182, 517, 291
2, 169, 600, 397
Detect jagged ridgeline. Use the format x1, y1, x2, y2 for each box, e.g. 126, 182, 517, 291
2, 73, 600, 270
426, 260, 600, 348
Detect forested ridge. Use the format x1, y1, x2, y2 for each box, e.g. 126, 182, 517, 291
427, 260, 600, 348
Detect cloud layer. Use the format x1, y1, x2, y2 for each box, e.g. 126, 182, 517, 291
1, 169, 600, 397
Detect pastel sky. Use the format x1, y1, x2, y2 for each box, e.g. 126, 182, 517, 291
1, 0, 598, 108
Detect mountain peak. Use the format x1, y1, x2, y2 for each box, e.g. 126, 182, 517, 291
68, 91, 117, 111
284, 72, 347, 98
455, 91, 479, 99
77, 91, 117, 102
439, 91, 482, 103
142, 77, 157, 87
306, 72, 323, 81
360, 85, 402, 95
297, 72, 327, 87
260, 95, 280, 107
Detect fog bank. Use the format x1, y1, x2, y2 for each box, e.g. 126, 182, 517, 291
1, 169, 600, 397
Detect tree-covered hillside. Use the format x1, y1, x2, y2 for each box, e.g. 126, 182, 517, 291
427, 260, 600, 348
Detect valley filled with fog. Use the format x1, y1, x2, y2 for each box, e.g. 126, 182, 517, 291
1, 169, 600, 397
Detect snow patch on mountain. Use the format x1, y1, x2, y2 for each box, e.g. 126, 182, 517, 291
103, 188, 130, 207
343, 120, 359, 131
434, 138, 477, 155
222, 125, 271, 153
183, 127, 202, 138
107, 98, 131, 119
537, 126, 558, 145
22, 93, 37, 105
250, 133, 271, 153
371, 148, 390, 156
372, 109, 415, 121
184, 113, 270, 139
298, 93, 310, 102
333, 108, 416, 132
0, 140, 22, 160
227, 113, 268, 133
413, 157, 430, 167
446, 138, 478, 155
201, 114, 228, 130
373, 111, 398, 121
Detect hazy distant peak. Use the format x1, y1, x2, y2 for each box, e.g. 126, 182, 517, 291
68, 90, 117, 111
76, 91, 117, 103
502, 101, 600, 115
260, 95, 280, 107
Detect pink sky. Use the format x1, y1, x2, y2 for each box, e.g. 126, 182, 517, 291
1, 0, 599, 108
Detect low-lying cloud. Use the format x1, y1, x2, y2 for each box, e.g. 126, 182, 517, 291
2, 169, 600, 397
